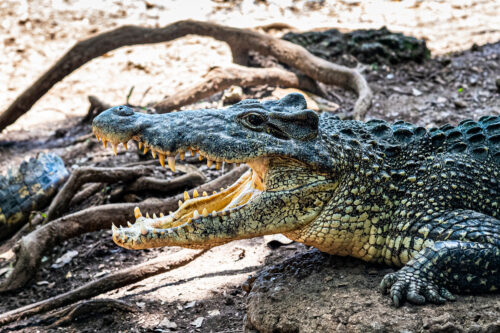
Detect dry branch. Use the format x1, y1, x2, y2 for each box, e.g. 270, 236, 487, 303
0, 20, 372, 133
154, 64, 321, 113
0, 166, 248, 292
0, 249, 206, 326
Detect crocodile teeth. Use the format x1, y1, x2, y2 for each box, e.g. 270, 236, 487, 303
202, 191, 208, 197
127, 221, 133, 227
199, 154, 204, 161
151, 150, 156, 158
160, 213, 164, 217
138, 142, 143, 149
178, 200, 183, 207
123, 142, 128, 151
112, 223, 117, 232
202, 208, 208, 217
112, 143, 118, 156
179, 151, 185, 160
134, 207, 142, 218
167, 156, 176, 172
140, 221, 148, 235
102, 139, 108, 148
216, 161, 222, 170
193, 210, 199, 219
193, 189, 199, 198
184, 191, 190, 201
153, 213, 157, 219
207, 160, 213, 168
144, 146, 149, 154
211, 210, 217, 217
158, 153, 166, 168
146, 212, 150, 218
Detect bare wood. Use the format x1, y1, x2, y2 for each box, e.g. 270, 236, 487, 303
154, 65, 321, 113
0, 166, 248, 292
47, 166, 155, 220
0, 249, 206, 326
0, 20, 371, 132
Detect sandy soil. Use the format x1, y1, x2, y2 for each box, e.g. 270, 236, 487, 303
0, 1, 499, 332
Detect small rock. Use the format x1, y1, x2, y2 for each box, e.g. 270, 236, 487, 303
454, 99, 467, 108
386, 73, 394, 79
65, 271, 72, 279
191, 317, 204, 328
184, 301, 196, 309
136, 302, 146, 308
412, 88, 423, 96
51, 250, 78, 269
436, 96, 447, 104
158, 318, 177, 329
208, 309, 220, 317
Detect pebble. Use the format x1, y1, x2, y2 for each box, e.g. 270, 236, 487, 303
454, 99, 467, 108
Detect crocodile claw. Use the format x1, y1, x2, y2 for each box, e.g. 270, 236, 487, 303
380, 269, 456, 307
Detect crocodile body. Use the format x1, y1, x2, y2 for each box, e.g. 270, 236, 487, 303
0, 153, 68, 240
92, 93, 499, 306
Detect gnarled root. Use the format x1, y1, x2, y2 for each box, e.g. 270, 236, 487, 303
0, 166, 247, 293
0, 249, 206, 326
0, 20, 372, 133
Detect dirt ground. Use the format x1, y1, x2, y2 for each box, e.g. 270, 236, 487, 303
0, 1, 499, 332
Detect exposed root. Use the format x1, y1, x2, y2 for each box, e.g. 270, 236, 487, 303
0, 166, 247, 292
0, 20, 371, 133
0, 249, 206, 327
154, 64, 322, 113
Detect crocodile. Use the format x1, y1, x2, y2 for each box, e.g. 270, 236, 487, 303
282, 26, 430, 65
0, 153, 68, 240
92, 93, 499, 306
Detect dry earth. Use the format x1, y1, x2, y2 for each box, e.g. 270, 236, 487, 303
0, 1, 499, 332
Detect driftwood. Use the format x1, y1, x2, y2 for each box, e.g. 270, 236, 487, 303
154, 64, 323, 112
0, 166, 248, 292
0, 20, 372, 133
0, 249, 206, 326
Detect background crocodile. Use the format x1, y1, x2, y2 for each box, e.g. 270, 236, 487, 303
282, 26, 430, 65
0, 153, 68, 240
92, 93, 499, 306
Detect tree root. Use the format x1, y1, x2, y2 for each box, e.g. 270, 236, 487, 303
0, 166, 247, 292
0, 249, 206, 326
154, 64, 323, 113
0, 20, 372, 133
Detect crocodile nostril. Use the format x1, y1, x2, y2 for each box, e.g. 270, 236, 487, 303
115, 105, 134, 116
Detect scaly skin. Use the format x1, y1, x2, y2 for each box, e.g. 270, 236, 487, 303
92, 93, 499, 306
0, 153, 68, 240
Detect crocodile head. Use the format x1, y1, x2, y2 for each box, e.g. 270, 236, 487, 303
92, 93, 339, 249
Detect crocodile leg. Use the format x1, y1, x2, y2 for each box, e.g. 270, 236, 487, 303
380, 210, 500, 306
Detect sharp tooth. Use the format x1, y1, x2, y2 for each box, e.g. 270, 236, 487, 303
211, 210, 217, 217
213, 191, 217, 195
220, 187, 224, 192
140, 222, 148, 235
216, 161, 222, 170
123, 142, 128, 150
207, 160, 213, 168
159, 153, 165, 168
199, 154, 204, 161
193, 210, 199, 219
151, 150, 156, 158
112, 223, 117, 232
166, 216, 173, 223
103, 139, 107, 148
193, 189, 199, 198
221, 211, 226, 216
134, 207, 142, 218
178, 200, 183, 207
138, 142, 143, 149
127, 221, 133, 227
160, 213, 164, 217
202, 208, 208, 217
144, 146, 149, 154
184, 191, 190, 201
153, 213, 157, 218
179, 151, 185, 160
190, 149, 196, 157
146, 212, 150, 218
95, 134, 100, 141
202, 191, 208, 197
112, 143, 118, 155
167, 156, 176, 172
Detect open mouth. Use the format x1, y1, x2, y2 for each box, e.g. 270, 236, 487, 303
92, 129, 267, 247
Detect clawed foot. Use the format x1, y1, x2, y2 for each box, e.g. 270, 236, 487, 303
380, 268, 456, 307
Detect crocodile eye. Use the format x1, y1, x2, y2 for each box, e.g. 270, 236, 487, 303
245, 113, 266, 127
